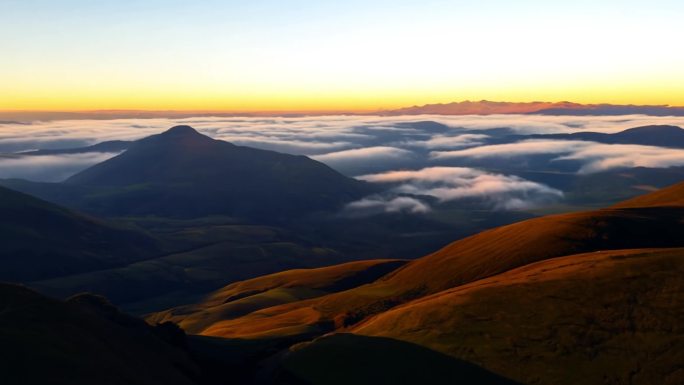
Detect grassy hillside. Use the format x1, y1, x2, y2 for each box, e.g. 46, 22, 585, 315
192, 205, 684, 340
613, 180, 684, 208
32, 234, 347, 314
147, 259, 406, 334
355, 248, 684, 385
0, 186, 161, 282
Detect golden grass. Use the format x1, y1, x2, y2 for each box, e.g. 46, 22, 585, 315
355, 248, 684, 385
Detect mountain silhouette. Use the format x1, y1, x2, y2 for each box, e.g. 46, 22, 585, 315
39, 125, 373, 220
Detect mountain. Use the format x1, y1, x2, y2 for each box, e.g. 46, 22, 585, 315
385, 100, 684, 116
36, 125, 373, 220
0, 283, 201, 385
518, 125, 684, 148
386, 100, 582, 115
536, 104, 684, 116
0, 185, 161, 282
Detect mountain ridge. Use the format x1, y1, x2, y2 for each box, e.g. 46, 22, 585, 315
385, 100, 684, 116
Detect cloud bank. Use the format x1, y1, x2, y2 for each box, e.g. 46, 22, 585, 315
1, 114, 683, 186
433, 140, 684, 173
345, 167, 564, 214
0, 153, 119, 182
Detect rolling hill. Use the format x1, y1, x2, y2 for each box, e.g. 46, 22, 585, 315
188, 188, 684, 340
0, 185, 161, 282
147, 259, 407, 334
354, 248, 684, 385
613, 178, 684, 208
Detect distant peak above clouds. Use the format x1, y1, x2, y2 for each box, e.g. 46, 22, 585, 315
384, 100, 684, 116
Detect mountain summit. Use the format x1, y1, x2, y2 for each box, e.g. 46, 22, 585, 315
161, 124, 202, 136
63, 125, 372, 220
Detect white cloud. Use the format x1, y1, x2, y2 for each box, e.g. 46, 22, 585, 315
350, 166, 563, 212
558, 144, 684, 174
0, 153, 119, 182
432, 140, 684, 173
403, 134, 489, 149
431, 140, 588, 159
346, 196, 430, 215
312, 146, 414, 164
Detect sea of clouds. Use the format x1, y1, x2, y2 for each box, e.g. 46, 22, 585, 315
1, 114, 683, 213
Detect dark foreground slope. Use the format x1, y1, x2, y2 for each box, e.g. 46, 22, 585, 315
0, 284, 201, 385
0, 186, 160, 282
277, 333, 520, 385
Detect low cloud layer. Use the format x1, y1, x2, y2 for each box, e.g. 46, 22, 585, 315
346, 196, 430, 215
345, 167, 564, 214
312, 146, 414, 167
0, 153, 119, 182
1, 114, 683, 185
433, 140, 684, 173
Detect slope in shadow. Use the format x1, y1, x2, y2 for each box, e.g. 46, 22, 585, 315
275, 333, 520, 385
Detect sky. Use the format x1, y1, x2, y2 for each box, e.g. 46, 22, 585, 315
2, 0, 684, 111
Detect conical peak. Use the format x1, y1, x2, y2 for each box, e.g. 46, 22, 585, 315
162, 125, 201, 136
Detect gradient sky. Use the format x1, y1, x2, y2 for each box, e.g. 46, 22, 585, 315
2, 0, 684, 111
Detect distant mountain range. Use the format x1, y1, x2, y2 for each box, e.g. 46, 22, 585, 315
3, 101, 684, 122
384, 100, 684, 116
